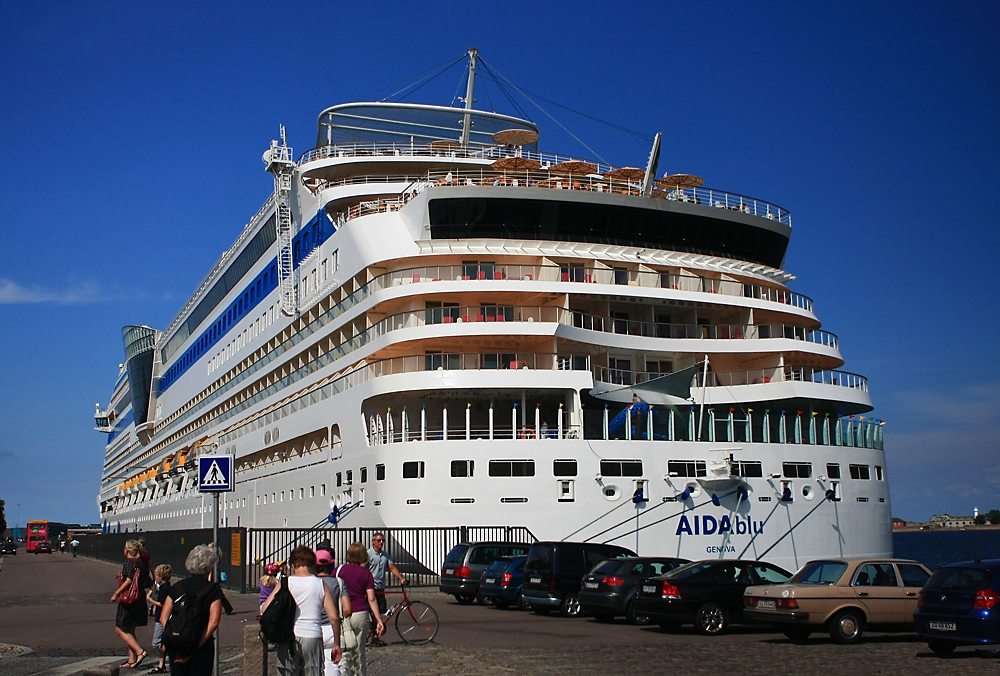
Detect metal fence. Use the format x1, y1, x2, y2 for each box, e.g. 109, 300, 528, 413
246, 525, 537, 590
75, 528, 248, 592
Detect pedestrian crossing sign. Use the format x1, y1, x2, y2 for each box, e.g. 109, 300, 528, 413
198, 455, 234, 492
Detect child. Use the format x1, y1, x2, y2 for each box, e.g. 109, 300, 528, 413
147, 564, 172, 674
259, 563, 280, 613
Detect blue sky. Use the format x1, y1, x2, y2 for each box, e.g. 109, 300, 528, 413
1, 1, 997, 527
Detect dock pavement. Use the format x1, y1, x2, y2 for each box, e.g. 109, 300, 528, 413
0, 551, 994, 676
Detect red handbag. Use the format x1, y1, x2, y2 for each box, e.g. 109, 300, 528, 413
117, 568, 141, 604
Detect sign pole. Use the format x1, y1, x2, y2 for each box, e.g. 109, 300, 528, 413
213, 490, 220, 676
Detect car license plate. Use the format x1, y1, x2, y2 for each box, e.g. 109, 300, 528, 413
530, 576, 541, 584
929, 621, 956, 632
445, 568, 454, 575
642, 584, 657, 594
584, 581, 599, 589
757, 600, 776, 609
484, 578, 496, 585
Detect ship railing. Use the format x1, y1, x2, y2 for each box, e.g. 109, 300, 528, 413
305, 173, 428, 194
423, 169, 791, 226
368, 263, 812, 312
298, 142, 614, 176
565, 310, 838, 350
683, 366, 867, 391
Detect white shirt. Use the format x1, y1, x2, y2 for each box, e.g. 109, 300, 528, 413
287, 575, 327, 639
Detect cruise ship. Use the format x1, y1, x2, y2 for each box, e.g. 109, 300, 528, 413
95, 50, 891, 573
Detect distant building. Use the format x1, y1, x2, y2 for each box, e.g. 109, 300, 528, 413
929, 514, 975, 528
892, 518, 907, 528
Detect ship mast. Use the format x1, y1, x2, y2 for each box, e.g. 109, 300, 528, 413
459, 48, 478, 147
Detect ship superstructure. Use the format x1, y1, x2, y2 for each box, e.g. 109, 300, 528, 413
95, 50, 890, 572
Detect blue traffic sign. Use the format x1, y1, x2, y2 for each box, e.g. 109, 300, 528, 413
198, 455, 234, 492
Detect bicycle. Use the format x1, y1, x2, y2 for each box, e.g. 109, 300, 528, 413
379, 585, 439, 644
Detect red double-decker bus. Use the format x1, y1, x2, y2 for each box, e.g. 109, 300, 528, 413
26, 520, 49, 553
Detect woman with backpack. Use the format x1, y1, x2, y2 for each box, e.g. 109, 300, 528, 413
158, 545, 225, 676
112, 539, 149, 669
261, 545, 342, 676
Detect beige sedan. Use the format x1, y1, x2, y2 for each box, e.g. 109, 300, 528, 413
743, 558, 932, 644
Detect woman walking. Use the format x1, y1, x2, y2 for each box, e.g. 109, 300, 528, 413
336, 543, 384, 676
159, 545, 225, 676
111, 539, 149, 669
261, 545, 342, 676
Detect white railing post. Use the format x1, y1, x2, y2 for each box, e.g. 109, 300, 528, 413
603, 406, 609, 440
466, 403, 471, 440
648, 405, 654, 441
626, 406, 632, 440
443, 405, 448, 441
513, 406, 518, 440
402, 407, 408, 443
558, 403, 564, 439
489, 405, 494, 440
421, 406, 426, 442
535, 405, 541, 440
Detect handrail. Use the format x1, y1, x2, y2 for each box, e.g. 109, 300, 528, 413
593, 365, 867, 392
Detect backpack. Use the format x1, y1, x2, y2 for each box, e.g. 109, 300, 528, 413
259, 577, 297, 644
161, 579, 217, 657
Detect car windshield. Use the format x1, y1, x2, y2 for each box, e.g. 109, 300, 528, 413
592, 560, 625, 575
444, 545, 469, 566
790, 561, 848, 584
525, 545, 553, 570
925, 566, 994, 591
486, 558, 511, 573
666, 562, 715, 580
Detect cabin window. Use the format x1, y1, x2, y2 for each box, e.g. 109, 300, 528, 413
553, 459, 577, 476
361, 467, 368, 483
376, 464, 385, 481
451, 460, 475, 477
668, 460, 707, 478
734, 461, 763, 478
782, 462, 812, 479
600, 459, 643, 477
488, 460, 535, 477
849, 464, 871, 480
826, 463, 841, 479
403, 461, 425, 479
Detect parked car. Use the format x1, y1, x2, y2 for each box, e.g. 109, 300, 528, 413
1, 539, 17, 555
636, 559, 792, 635
914, 558, 1000, 656
34, 541, 53, 554
580, 556, 690, 624
522, 541, 636, 617
744, 557, 932, 644
440, 542, 532, 604
477, 556, 529, 610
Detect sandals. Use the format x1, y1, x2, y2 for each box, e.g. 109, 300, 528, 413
132, 652, 148, 669
121, 662, 136, 669
148, 667, 167, 674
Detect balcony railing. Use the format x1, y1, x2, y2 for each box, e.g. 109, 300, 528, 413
593, 365, 867, 392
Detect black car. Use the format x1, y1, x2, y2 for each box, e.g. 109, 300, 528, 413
580, 557, 690, 624
439, 542, 532, 604
915, 559, 1000, 656
522, 541, 636, 617
1, 539, 16, 556
635, 559, 792, 635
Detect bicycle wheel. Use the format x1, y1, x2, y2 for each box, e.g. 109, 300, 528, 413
395, 601, 439, 645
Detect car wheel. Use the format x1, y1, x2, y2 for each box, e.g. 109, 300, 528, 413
493, 598, 511, 610
454, 593, 475, 605
625, 600, 649, 625
476, 593, 492, 606
928, 641, 956, 655
592, 612, 615, 623
694, 602, 727, 635
783, 627, 812, 642
828, 609, 864, 644
560, 594, 582, 618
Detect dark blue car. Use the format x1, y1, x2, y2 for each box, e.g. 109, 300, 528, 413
477, 556, 528, 610
915, 559, 1000, 656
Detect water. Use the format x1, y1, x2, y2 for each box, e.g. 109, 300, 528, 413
893, 529, 1000, 570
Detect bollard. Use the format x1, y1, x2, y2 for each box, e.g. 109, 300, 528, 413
244, 624, 265, 676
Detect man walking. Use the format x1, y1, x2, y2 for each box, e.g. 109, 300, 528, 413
367, 533, 405, 647
71, 538, 80, 557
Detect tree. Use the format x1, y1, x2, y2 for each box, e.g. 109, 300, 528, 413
0, 500, 6, 535
975, 514, 987, 525
988, 509, 1000, 525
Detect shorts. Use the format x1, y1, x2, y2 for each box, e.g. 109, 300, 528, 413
152, 621, 163, 648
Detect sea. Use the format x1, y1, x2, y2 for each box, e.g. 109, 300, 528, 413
894, 529, 1000, 570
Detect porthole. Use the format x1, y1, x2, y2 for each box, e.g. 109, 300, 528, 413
603, 484, 621, 501
801, 484, 815, 501
272, 427, 280, 442
264, 430, 271, 445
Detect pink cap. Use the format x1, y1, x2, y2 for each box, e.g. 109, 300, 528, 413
316, 550, 335, 565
